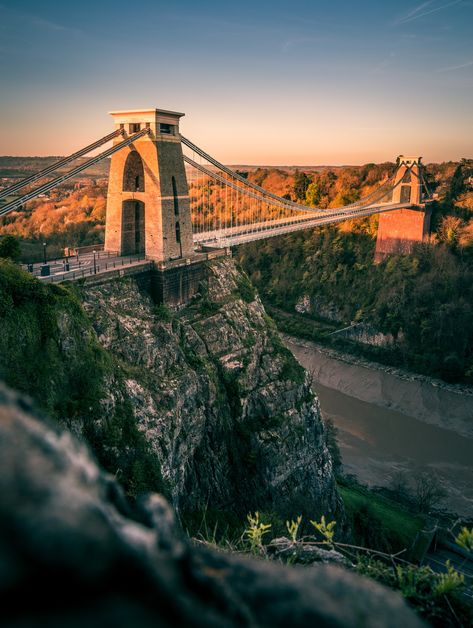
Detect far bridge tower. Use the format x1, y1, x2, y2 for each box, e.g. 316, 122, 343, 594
375, 156, 431, 262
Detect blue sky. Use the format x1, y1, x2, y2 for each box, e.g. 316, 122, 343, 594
0, 0, 472, 163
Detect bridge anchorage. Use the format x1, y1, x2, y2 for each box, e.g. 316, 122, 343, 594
374, 156, 432, 262
0, 107, 433, 304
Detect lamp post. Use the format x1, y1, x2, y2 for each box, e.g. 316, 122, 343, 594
40, 242, 50, 276
93, 250, 97, 274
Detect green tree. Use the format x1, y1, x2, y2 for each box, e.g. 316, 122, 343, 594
305, 182, 322, 207
448, 164, 465, 200
332, 188, 361, 207
294, 170, 312, 201
0, 235, 20, 262
438, 215, 462, 246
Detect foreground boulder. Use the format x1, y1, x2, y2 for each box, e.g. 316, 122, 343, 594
0, 383, 424, 628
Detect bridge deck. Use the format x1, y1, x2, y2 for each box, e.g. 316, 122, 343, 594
194, 201, 416, 247
27, 200, 420, 283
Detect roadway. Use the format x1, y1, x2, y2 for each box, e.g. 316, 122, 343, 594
193, 201, 417, 248
22, 199, 420, 280
23, 251, 147, 282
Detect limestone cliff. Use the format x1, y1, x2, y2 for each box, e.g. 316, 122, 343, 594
0, 257, 341, 521
81, 258, 340, 519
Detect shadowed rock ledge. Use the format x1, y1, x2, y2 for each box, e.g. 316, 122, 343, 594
0, 383, 424, 628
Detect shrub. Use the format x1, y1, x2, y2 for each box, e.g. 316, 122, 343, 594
412, 472, 447, 513
0, 235, 21, 261
154, 303, 173, 321
234, 274, 256, 303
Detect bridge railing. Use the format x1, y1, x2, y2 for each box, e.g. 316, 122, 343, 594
39, 255, 148, 283
21, 250, 120, 275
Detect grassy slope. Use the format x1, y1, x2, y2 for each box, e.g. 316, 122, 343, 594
338, 484, 424, 554
0, 259, 164, 497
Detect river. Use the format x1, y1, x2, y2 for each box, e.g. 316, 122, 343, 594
285, 336, 473, 517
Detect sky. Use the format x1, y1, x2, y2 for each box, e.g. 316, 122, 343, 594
0, 0, 472, 164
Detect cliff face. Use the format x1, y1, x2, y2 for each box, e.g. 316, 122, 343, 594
81, 259, 340, 519
0, 257, 341, 521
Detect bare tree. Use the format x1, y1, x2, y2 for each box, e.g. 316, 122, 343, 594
388, 470, 410, 503
412, 472, 446, 513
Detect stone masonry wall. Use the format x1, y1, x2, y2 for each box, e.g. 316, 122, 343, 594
375, 207, 431, 262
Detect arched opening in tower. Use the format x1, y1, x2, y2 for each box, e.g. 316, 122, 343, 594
121, 200, 145, 255
402, 170, 412, 183
123, 151, 145, 192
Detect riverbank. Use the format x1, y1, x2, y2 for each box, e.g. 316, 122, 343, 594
283, 334, 473, 516
284, 335, 473, 439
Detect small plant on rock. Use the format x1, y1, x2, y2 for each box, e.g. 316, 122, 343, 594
455, 526, 473, 553
286, 515, 302, 543
432, 560, 465, 597
235, 508, 473, 626
310, 515, 336, 546
244, 512, 272, 555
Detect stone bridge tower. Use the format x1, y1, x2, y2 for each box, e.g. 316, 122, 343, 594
375, 156, 431, 262
104, 108, 194, 262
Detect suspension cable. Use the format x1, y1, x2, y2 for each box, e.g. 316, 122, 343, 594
184, 155, 418, 218
184, 155, 322, 214
420, 171, 432, 199
0, 129, 124, 200
182, 135, 400, 212
0, 128, 150, 217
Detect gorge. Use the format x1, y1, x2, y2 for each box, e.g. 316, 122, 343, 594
0, 256, 341, 521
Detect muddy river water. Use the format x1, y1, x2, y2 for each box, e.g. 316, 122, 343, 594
285, 336, 473, 516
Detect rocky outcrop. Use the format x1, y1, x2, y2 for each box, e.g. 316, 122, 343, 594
267, 537, 351, 566
295, 295, 398, 347
0, 382, 424, 628
80, 258, 340, 520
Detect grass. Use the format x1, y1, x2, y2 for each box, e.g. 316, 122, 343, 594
181, 508, 245, 548
0, 260, 168, 499
338, 483, 424, 554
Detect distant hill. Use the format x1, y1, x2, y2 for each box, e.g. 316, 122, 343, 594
0, 156, 110, 179
0, 157, 337, 182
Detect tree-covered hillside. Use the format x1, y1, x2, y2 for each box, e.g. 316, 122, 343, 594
2, 157, 473, 382
238, 161, 473, 383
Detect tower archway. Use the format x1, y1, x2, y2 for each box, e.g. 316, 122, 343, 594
123, 151, 145, 192
122, 200, 145, 254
